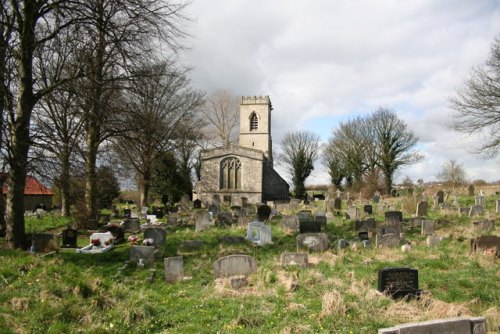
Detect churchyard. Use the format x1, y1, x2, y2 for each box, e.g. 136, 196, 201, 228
0, 186, 499, 333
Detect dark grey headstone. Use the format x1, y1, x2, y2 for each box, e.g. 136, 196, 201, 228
143, 227, 166, 247
299, 219, 321, 233
421, 220, 435, 236
105, 225, 125, 243
385, 211, 403, 224
378, 267, 419, 299
281, 215, 299, 234
334, 197, 342, 210
257, 204, 271, 221
358, 231, 369, 241
436, 190, 444, 204
416, 201, 428, 217
130, 245, 155, 267
470, 235, 500, 257
363, 205, 373, 215
31, 233, 60, 253
468, 184, 475, 197
376, 234, 400, 248
123, 218, 140, 232
355, 218, 376, 231
337, 239, 349, 249
469, 205, 484, 217
61, 228, 78, 248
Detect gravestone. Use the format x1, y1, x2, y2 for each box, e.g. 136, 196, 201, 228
378, 267, 419, 298
385, 211, 403, 225
281, 215, 299, 234
337, 239, 349, 250
496, 200, 500, 213
475, 195, 485, 206
358, 231, 369, 241
218, 211, 233, 225
346, 207, 359, 220
325, 200, 335, 216
472, 220, 494, 233
130, 245, 155, 267
346, 199, 353, 208
213, 255, 257, 278
31, 233, 60, 253
372, 192, 381, 203
231, 205, 244, 218
146, 215, 157, 224
296, 233, 329, 252
297, 210, 313, 222
470, 235, 500, 257
415, 201, 428, 217
334, 197, 342, 210
459, 207, 471, 215
467, 184, 475, 196
241, 197, 249, 208
469, 205, 484, 217
421, 220, 435, 235
436, 190, 444, 204
246, 221, 272, 245
164, 256, 184, 283
426, 235, 441, 247
257, 204, 271, 222
280, 252, 308, 267
194, 210, 211, 232
355, 218, 376, 232
376, 234, 400, 248
363, 205, 373, 215
289, 198, 301, 210
167, 213, 178, 225
193, 199, 202, 209
143, 227, 166, 247
299, 219, 321, 233
105, 225, 125, 243
61, 228, 78, 248
123, 208, 131, 218
314, 211, 327, 226
433, 194, 439, 209
123, 218, 140, 232
378, 317, 487, 334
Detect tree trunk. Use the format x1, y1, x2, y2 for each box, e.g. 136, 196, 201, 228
140, 166, 151, 208
385, 172, 393, 196
85, 129, 98, 221
60, 148, 71, 217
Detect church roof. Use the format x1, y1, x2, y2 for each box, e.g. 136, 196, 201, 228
2, 174, 54, 196
201, 145, 266, 161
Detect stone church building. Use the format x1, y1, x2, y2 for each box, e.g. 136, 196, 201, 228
194, 96, 289, 205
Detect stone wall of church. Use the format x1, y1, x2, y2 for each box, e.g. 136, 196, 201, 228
262, 161, 290, 201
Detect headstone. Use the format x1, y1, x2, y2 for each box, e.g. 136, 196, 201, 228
377, 267, 419, 298
334, 197, 342, 210
130, 245, 155, 267
146, 215, 157, 224
257, 204, 271, 221
296, 233, 329, 252
164, 256, 184, 283
355, 218, 376, 232
468, 184, 475, 197
314, 211, 327, 226
325, 200, 335, 216
280, 252, 308, 267
346, 207, 359, 220
180, 194, 192, 212
143, 227, 166, 247
194, 210, 211, 232
289, 198, 301, 210
496, 200, 500, 214
167, 213, 178, 225
299, 219, 321, 233
415, 201, 428, 217
31, 233, 60, 253
385, 211, 403, 225
231, 205, 244, 218
358, 231, 369, 241
346, 199, 353, 208
376, 234, 400, 248
475, 195, 485, 206
363, 205, 373, 215
213, 255, 257, 278
61, 228, 78, 248
337, 239, 349, 250
469, 205, 484, 217
372, 192, 381, 203
470, 235, 500, 257
297, 210, 313, 222
123, 208, 131, 218
459, 207, 471, 215
246, 221, 272, 245
193, 199, 202, 209
378, 317, 487, 334
281, 215, 299, 234
421, 220, 435, 235
472, 220, 494, 233
105, 225, 125, 243
426, 235, 441, 247
218, 211, 233, 225
433, 194, 439, 209
436, 190, 444, 204
241, 197, 248, 208
123, 218, 140, 232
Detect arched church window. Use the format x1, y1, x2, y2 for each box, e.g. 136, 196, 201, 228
250, 112, 258, 130
220, 157, 241, 190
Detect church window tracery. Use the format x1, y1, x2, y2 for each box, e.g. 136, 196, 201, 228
220, 157, 241, 189
250, 112, 258, 130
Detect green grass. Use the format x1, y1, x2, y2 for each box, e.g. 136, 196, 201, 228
0, 196, 499, 333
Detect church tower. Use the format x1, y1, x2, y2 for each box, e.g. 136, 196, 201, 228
238, 96, 273, 160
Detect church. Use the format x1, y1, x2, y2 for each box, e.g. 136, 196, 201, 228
194, 96, 289, 205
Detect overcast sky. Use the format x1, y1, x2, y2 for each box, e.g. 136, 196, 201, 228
180, 0, 500, 185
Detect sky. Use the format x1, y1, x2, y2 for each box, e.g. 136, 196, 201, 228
180, 0, 500, 185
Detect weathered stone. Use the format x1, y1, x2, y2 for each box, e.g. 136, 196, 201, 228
470, 235, 500, 257
378, 267, 419, 299
61, 228, 78, 248
246, 221, 272, 245
415, 201, 428, 217
426, 235, 441, 247
257, 204, 271, 221
314, 211, 327, 225
472, 220, 494, 233
213, 255, 257, 278
385, 211, 402, 225
280, 252, 308, 267
469, 205, 484, 217
355, 218, 376, 232
436, 190, 444, 204
164, 256, 184, 283
378, 316, 487, 334
421, 220, 435, 235
143, 227, 166, 247
31, 233, 59, 253
468, 184, 475, 197
346, 207, 359, 220
229, 275, 248, 289
281, 215, 299, 234
130, 245, 155, 267
123, 218, 140, 232
337, 239, 349, 249
376, 234, 400, 248
363, 205, 373, 215
296, 233, 329, 252
194, 210, 211, 232
334, 197, 342, 210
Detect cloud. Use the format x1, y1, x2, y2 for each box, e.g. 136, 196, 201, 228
183, 0, 500, 183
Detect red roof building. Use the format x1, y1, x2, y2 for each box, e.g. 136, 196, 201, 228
1, 174, 54, 211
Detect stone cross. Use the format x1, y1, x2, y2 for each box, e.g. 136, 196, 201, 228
336, 189, 342, 198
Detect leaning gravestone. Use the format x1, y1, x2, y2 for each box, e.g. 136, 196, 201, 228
130, 245, 155, 267
280, 252, 308, 267
61, 228, 78, 248
376, 234, 400, 248
31, 233, 60, 253
346, 207, 359, 220
143, 227, 166, 247
378, 267, 419, 299
468, 184, 475, 197
164, 256, 184, 283
421, 220, 435, 235
194, 210, 211, 232
469, 205, 484, 217
257, 204, 271, 222
296, 233, 329, 252
378, 317, 487, 334
415, 201, 428, 217
213, 255, 257, 278
470, 235, 500, 257
105, 225, 125, 243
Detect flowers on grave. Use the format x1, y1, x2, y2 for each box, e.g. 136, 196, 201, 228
104, 237, 114, 246
143, 238, 154, 246
91, 238, 101, 246
128, 234, 138, 245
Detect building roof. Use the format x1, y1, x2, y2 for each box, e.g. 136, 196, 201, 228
2, 175, 54, 196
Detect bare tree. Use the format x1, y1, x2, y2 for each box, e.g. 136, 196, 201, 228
114, 61, 203, 208
451, 35, 500, 157
437, 160, 467, 189
200, 89, 239, 146
279, 130, 320, 199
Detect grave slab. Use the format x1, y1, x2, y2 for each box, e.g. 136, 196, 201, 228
213, 255, 257, 278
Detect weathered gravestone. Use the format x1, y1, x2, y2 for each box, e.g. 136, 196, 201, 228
231, 205, 244, 218
459, 207, 471, 215
167, 213, 178, 225
469, 205, 484, 217
296, 233, 329, 252
346, 199, 353, 208
61, 228, 78, 248
281, 215, 299, 233
299, 219, 321, 233
472, 220, 494, 233
470, 235, 500, 257
475, 195, 485, 206
436, 190, 444, 204
376, 234, 400, 248
468, 184, 475, 196
378, 316, 487, 334
123, 208, 131, 218
421, 220, 435, 235
338, 239, 349, 250
164, 256, 184, 283
378, 267, 419, 298
194, 210, 211, 232
257, 204, 271, 222
289, 198, 301, 210
31, 233, 60, 253
246, 221, 272, 245
130, 245, 155, 267
355, 218, 376, 232
297, 210, 313, 222
426, 235, 441, 247
346, 207, 359, 220
193, 199, 202, 209
334, 197, 342, 210
280, 252, 308, 267
364, 204, 373, 215
180, 194, 192, 212
497, 200, 500, 213
358, 231, 369, 241
213, 255, 257, 278
385, 211, 403, 225
105, 225, 125, 243
143, 227, 166, 247
372, 192, 380, 203
415, 201, 428, 217
325, 200, 335, 216
217, 211, 233, 225
123, 218, 140, 232
314, 211, 327, 226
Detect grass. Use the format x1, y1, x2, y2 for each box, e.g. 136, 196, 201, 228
0, 194, 499, 333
